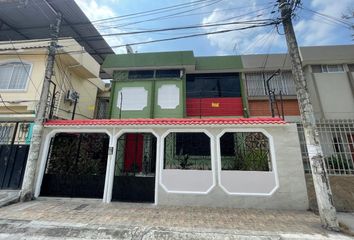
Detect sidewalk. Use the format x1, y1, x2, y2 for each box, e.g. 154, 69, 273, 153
0, 190, 20, 208
0, 198, 352, 240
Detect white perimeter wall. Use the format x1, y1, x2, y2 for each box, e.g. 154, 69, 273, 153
35, 123, 308, 210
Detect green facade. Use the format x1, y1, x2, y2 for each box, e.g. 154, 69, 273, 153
111, 80, 153, 119
153, 79, 185, 118
195, 56, 243, 71
109, 71, 185, 119
103, 51, 244, 119
103, 51, 195, 69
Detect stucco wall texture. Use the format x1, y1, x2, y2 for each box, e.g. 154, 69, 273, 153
38, 123, 309, 210
156, 124, 309, 210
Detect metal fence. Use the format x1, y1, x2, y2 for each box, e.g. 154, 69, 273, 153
0, 121, 32, 189
297, 119, 354, 175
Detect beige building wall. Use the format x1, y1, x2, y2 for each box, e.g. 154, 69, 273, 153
300, 45, 354, 120
242, 45, 354, 121
0, 54, 46, 118
0, 38, 104, 120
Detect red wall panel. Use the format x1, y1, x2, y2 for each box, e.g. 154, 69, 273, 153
186, 97, 243, 117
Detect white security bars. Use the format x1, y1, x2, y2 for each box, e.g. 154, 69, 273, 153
245, 71, 296, 96
297, 119, 354, 175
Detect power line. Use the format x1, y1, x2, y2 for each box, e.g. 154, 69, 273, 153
241, 26, 276, 54
96, 22, 279, 50
300, 6, 353, 28
0, 0, 216, 33
58, 108, 93, 119
54, 53, 99, 120
6, 38, 42, 97
91, 0, 214, 23
0, 94, 21, 114
95, 3, 274, 30
82, 19, 275, 40
96, 0, 224, 30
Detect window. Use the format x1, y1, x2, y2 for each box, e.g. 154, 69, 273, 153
175, 133, 210, 156
0, 62, 31, 90
245, 71, 296, 96
348, 64, 354, 72
219, 132, 271, 171
186, 73, 240, 98
0, 125, 14, 144
164, 132, 211, 170
127, 69, 182, 79
322, 65, 344, 73
312, 64, 344, 73
156, 69, 181, 78
128, 70, 154, 79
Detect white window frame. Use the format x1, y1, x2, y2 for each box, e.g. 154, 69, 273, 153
320, 64, 344, 73
0, 60, 32, 92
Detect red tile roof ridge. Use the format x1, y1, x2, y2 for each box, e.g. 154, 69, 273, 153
45, 118, 287, 126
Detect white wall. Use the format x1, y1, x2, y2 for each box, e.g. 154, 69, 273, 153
35, 123, 308, 210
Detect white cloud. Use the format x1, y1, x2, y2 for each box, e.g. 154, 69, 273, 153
75, 0, 115, 20
294, 0, 353, 45
202, 0, 284, 55
75, 0, 137, 54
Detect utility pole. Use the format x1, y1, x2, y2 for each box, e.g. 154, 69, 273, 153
21, 13, 62, 202
278, 0, 339, 231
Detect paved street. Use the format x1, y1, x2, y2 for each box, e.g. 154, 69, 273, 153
0, 198, 352, 239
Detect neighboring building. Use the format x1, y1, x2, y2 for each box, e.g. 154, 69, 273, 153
242, 45, 354, 121
242, 45, 354, 177
0, 0, 115, 193
0, 38, 106, 190
0, 38, 106, 121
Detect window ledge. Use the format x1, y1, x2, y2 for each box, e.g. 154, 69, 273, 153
0, 89, 28, 93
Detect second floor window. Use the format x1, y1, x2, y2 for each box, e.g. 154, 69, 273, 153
127, 69, 182, 79
186, 73, 241, 98
128, 70, 154, 79
245, 71, 296, 97
312, 64, 344, 73
0, 62, 31, 90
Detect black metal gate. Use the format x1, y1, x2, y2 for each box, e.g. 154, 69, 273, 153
112, 133, 156, 203
0, 122, 31, 190
40, 132, 109, 198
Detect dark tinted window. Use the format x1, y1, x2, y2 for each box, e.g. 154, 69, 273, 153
176, 133, 210, 156
220, 132, 235, 156
186, 73, 241, 98
128, 70, 154, 79
156, 69, 180, 78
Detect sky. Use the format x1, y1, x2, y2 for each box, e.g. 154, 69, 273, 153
74, 0, 354, 56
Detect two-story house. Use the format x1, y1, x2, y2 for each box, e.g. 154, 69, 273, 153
28, 50, 310, 211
